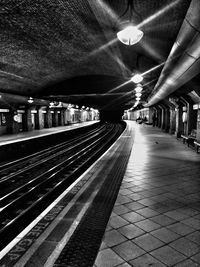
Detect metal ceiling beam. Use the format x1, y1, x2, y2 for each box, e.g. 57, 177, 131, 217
145, 0, 200, 107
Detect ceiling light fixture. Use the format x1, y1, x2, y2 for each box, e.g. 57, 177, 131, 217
116, 0, 143, 46
131, 74, 143, 83
117, 26, 143, 46
135, 86, 143, 93
135, 92, 142, 97
28, 97, 34, 104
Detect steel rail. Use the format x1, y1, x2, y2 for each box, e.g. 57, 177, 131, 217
0, 123, 104, 178
0, 125, 106, 187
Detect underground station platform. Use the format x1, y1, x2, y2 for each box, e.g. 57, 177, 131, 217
0, 121, 200, 267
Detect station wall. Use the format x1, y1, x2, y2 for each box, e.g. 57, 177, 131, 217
0, 106, 99, 136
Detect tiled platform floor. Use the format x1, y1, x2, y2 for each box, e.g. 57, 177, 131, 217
94, 122, 200, 267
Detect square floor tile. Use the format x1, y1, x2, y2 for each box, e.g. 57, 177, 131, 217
121, 211, 145, 223
193, 214, 200, 220
113, 240, 145, 261
191, 253, 200, 264
169, 237, 200, 257
126, 193, 145, 201
129, 253, 166, 267
135, 219, 161, 232
182, 218, 200, 230
150, 246, 187, 266
130, 187, 144, 193
120, 183, 133, 189
149, 203, 172, 213
95, 248, 124, 267
138, 190, 157, 197
133, 233, 164, 252
164, 210, 189, 221
150, 214, 176, 226
136, 207, 159, 218
167, 222, 195, 236
113, 205, 130, 215
150, 195, 168, 202
116, 195, 132, 205
125, 202, 146, 211
176, 207, 199, 217
109, 216, 129, 229
138, 198, 157, 206
119, 189, 134, 195
118, 224, 145, 239
151, 227, 180, 243
174, 259, 200, 267
186, 231, 200, 244
104, 229, 126, 247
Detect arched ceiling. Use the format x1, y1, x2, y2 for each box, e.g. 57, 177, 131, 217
0, 0, 196, 110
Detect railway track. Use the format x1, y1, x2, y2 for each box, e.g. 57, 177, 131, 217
0, 122, 125, 250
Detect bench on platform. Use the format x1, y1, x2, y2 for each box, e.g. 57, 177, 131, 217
181, 129, 197, 147
194, 140, 200, 153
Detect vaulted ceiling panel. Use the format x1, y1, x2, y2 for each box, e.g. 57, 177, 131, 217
0, 0, 197, 110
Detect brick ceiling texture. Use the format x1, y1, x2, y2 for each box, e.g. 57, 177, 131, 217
0, 0, 193, 110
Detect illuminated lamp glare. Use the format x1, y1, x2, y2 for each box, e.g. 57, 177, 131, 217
135, 86, 143, 93
28, 97, 34, 104
135, 92, 142, 97
117, 26, 143, 46
131, 74, 143, 83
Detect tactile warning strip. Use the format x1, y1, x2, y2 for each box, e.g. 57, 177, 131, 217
53, 135, 133, 267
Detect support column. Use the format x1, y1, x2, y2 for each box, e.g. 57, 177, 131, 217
60, 109, 65, 126
35, 108, 44, 130
196, 109, 200, 142
148, 108, 153, 124
187, 102, 197, 134
156, 107, 162, 128
169, 108, 176, 134
164, 107, 170, 132
52, 110, 58, 127
159, 105, 165, 130
64, 109, 71, 124
5, 110, 19, 134
175, 106, 184, 138
44, 109, 52, 128
22, 108, 32, 131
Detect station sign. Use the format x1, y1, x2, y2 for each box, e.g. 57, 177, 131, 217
0, 109, 9, 112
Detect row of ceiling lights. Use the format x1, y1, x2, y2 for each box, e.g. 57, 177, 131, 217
116, 23, 144, 108
115, 0, 144, 108
131, 74, 143, 107
28, 97, 97, 112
